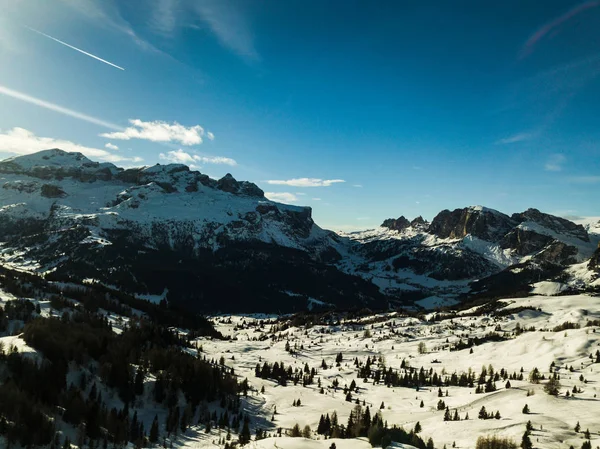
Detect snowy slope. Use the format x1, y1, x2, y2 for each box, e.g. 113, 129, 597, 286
198, 293, 600, 449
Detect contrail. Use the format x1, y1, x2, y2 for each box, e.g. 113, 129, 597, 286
25, 26, 125, 71
0, 85, 122, 130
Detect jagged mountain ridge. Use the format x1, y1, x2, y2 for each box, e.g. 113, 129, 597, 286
343, 205, 599, 306
0, 149, 598, 311
0, 149, 386, 312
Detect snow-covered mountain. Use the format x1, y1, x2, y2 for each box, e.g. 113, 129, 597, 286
0, 149, 385, 312
340, 206, 600, 307
0, 149, 598, 312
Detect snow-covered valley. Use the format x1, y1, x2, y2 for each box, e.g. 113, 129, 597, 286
1, 268, 598, 449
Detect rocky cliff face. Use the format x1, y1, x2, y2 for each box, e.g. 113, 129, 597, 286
343, 205, 599, 306
512, 208, 589, 242
381, 216, 411, 232
429, 206, 516, 241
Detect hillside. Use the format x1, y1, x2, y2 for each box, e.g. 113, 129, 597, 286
0, 263, 598, 449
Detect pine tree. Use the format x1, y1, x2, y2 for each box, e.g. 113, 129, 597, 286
521, 431, 533, 449
522, 404, 530, 414
134, 367, 145, 396
149, 415, 159, 443
575, 421, 580, 433
478, 406, 487, 420
414, 421, 422, 433
317, 415, 326, 434
239, 418, 251, 445
444, 408, 451, 421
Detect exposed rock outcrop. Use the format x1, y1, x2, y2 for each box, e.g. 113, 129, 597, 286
381, 216, 411, 231
512, 208, 589, 242
429, 206, 516, 241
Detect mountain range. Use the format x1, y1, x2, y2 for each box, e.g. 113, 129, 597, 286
0, 149, 598, 312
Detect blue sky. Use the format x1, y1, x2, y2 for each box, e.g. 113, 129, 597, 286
1, 0, 599, 230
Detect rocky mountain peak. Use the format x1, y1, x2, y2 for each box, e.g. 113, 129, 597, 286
381, 216, 410, 231
429, 206, 516, 241
217, 173, 264, 198
381, 215, 429, 232
511, 208, 589, 242
0, 148, 119, 181
410, 216, 428, 229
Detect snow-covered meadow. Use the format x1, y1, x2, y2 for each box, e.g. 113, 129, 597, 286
196, 294, 600, 449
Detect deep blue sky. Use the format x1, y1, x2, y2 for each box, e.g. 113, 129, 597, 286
1, 0, 599, 229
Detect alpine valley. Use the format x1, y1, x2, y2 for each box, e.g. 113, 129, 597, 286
1, 149, 599, 313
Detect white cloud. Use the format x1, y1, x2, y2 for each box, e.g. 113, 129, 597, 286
544, 153, 566, 171
159, 149, 196, 164
356, 217, 371, 221
206, 131, 215, 141
198, 156, 236, 166
105, 142, 119, 150
159, 149, 236, 166
267, 178, 345, 187
496, 132, 534, 144
265, 192, 297, 203
192, 0, 259, 62
352, 184, 363, 188
312, 198, 321, 201
0, 127, 141, 163
296, 192, 306, 196
101, 119, 211, 146
0, 85, 121, 130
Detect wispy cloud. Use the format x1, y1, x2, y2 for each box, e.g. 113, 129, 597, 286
0, 85, 121, 130
498, 53, 600, 143
566, 176, 600, 184
544, 153, 566, 171
197, 156, 236, 166
267, 178, 345, 187
352, 184, 363, 188
150, 0, 179, 36
101, 119, 212, 146
265, 192, 297, 203
496, 132, 535, 145
520, 1, 600, 59
59, 0, 161, 54
25, 26, 124, 70
0, 17, 20, 54
191, 0, 259, 62
0, 127, 141, 163
105, 142, 119, 150
159, 149, 236, 166
312, 198, 321, 201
